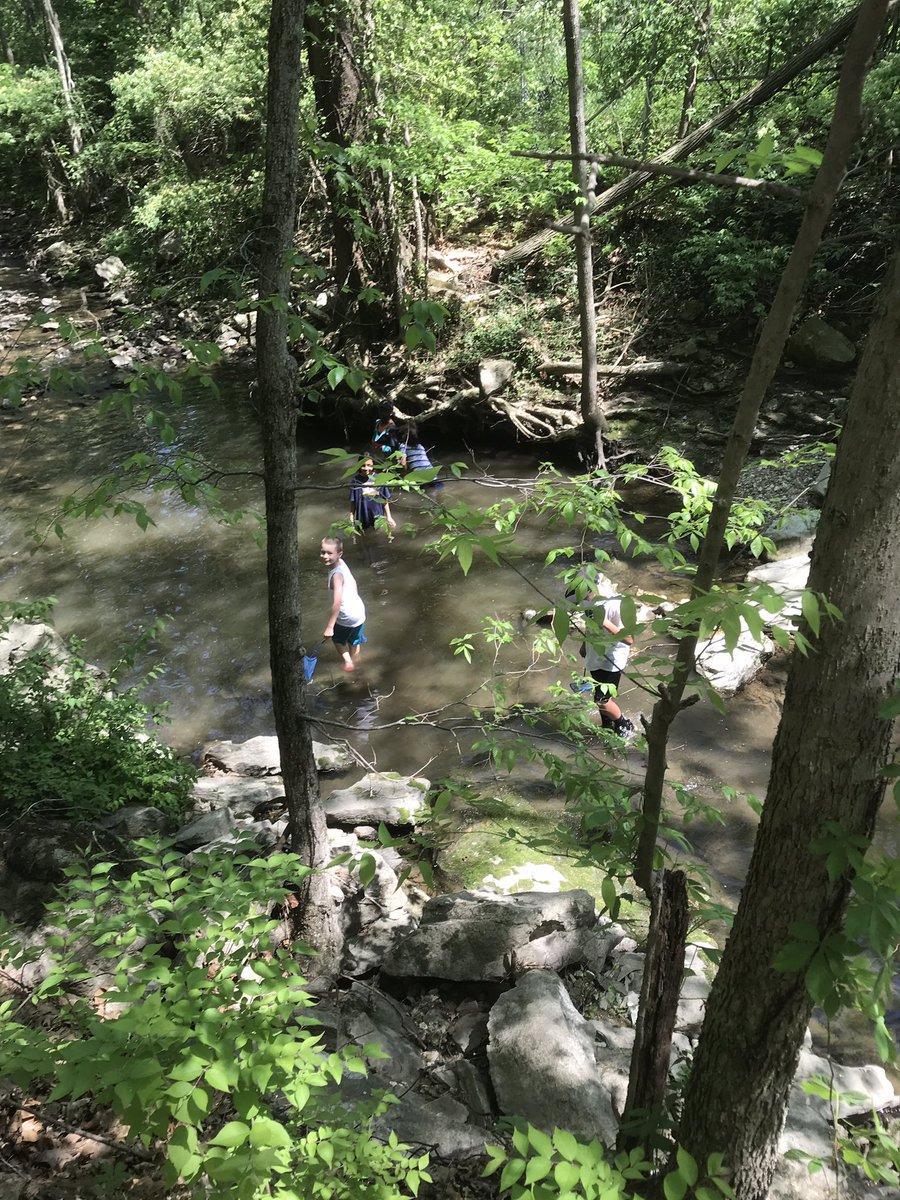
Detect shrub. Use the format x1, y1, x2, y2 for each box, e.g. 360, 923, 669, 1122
0, 618, 195, 824
0, 847, 431, 1198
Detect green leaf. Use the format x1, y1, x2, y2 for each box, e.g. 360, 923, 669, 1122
527, 1126, 553, 1157
210, 1120, 251, 1148
664, 1172, 688, 1200
802, 590, 820, 636
525, 1155, 552, 1184
553, 1128, 579, 1160
249, 1117, 292, 1149
499, 1157, 526, 1191
456, 540, 474, 576
677, 1147, 699, 1186
555, 1160, 581, 1190
358, 853, 377, 888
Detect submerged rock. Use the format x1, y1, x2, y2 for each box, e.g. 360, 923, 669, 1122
323, 772, 429, 827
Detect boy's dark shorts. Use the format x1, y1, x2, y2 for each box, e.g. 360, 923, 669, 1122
333, 622, 365, 647
590, 668, 621, 704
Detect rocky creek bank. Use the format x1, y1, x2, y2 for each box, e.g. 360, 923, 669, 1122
2, 718, 896, 1200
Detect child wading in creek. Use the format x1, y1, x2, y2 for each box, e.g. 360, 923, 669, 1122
349, 456, 397, 535
320, 537, 366, 672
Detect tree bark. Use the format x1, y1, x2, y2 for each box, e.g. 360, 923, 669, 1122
678, 0, 713, 139
621, 869, 689, 1142
633, 0, 890, 895
257, 0, 341, 969
41, 0, 82, 157
677, 240, 900, 1200
497, 0, 896, 269
562, 0, 605, 468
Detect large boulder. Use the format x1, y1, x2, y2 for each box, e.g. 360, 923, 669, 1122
381, 889, 597, 981
323, 772, 429, 827
487, 970, 618, 1145
787, 317, 856, 370
189, 775, 286, 817
0, 622, 70, 687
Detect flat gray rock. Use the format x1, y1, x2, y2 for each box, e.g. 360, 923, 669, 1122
203, 735, 353, 776
488, 970, 618, 1145
323, 772, 429, 827
189, 775, 285, 816
382, 889, 597, 981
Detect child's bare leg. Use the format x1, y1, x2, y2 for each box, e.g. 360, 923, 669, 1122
350, 643, 362, 663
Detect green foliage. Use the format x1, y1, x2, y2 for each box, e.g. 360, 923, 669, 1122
0, 846, 431, 1198
482, 1123, 734, 1200
0, 613, 195, 823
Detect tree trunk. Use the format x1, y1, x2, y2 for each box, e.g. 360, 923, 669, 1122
257, 0, 341, 970
677, 240, 900, 1200
0, 8, 15, 66
621, 869, 689, 1142
305, 0, 366, 311
678, 0, 712, 139
562, 0, 605, 468
633, 0, 890, 895
41, 0, 82, 157
497, 0, 895, 269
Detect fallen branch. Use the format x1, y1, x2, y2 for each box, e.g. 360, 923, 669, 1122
539, 360, 687, 377
8, 1096, 154, 1162
515, 149, 802, 201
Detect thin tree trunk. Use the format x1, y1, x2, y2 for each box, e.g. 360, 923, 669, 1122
633, 0, 890, 895
41, 0, 82, 157
678, 239, 900, 1200
563, 0, 605, 469
257, 0, 341, 969
620, 869, 689, 1142
678, 0, 712, 139
498, 0, 896, 268
0, 10, 15, 66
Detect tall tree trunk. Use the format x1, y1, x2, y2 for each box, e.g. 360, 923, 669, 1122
562, 0, 605, 469
677, 0, 712, 139
257, 0, 341, 969
0, 8, 15, 66
305, 0, 366, 312
677, 240, 900, 1200
41, 0, 82, 157
633, 0, 890, 895
498, 0, 895, 269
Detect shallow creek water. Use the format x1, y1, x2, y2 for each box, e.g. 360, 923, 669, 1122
1, 254, 896, 1077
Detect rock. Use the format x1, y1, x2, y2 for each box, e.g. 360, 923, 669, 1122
670, 337, 699, 358
189, 775, 286, 816
487, 970, 618, 1145
479, 357, 516, 396
746, 553, 810, 630
97, 804, 169, 838
173, 808, 236, 850
433, 1060, 494, 1123
764, 510, 819, 557
341, 983, 425, 1086
783, 1049, 896, 1153
0, 621, 69, 680
323, 772, 429, 827
448, 1010, 490, 1055
694, 618, 773, 695
158, 229, 183, 261
95, 256, 127, 286
787, 317, 856, 370
38, 240, 79, 276
675, 973, 711, 1035
203, 735, 353, 776
4, 821, 95, 882
375, 1092, 486, 1158
382, 889, 597, 981
810, 461, 832, 503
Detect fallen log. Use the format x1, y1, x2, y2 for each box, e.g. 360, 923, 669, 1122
496, 1, 893, 269
539, 359, 687, 377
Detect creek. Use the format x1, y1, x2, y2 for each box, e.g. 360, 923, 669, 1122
1, 252, 897, 1080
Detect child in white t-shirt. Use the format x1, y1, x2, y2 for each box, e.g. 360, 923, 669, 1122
320, 536, 366, 672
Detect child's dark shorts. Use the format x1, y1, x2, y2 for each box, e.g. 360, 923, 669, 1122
590, 667, 621, 704
333, 622, 365, 647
